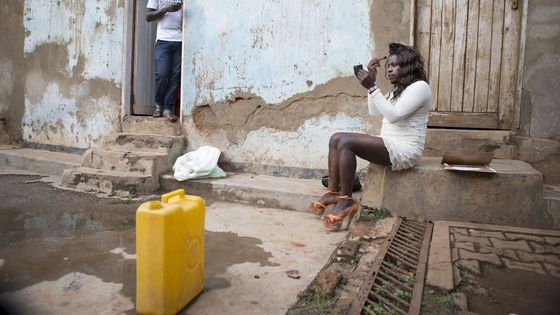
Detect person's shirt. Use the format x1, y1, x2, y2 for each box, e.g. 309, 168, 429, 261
147, 0, 183, 42
367, 80, 432, 141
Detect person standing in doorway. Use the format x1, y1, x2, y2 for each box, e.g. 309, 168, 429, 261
146, 0, 183, 122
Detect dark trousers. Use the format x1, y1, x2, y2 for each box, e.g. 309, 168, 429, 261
154, 40, 182, 112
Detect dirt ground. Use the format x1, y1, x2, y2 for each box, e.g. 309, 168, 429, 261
2, 173, 559, 315
0, 174, 142, 314
0, 174, 142, 247
0, 173, 345, 315
421, 264, 560, 315
464, 264, 560, 314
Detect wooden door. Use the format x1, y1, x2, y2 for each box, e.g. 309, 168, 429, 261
132, 1, 157, 115
415, 0, 523, 129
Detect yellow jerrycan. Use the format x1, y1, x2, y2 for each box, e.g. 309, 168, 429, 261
136, 189, 205, 315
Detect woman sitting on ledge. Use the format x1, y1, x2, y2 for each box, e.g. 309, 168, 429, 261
308, 42, 432, 231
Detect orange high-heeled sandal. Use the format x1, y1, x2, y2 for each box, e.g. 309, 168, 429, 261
307, 189, 340, 215
323, 195, 359, 231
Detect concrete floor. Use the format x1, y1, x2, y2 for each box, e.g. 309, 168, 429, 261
0, 171, 345, 315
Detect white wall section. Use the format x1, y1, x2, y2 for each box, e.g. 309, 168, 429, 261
182, 0, 371, 113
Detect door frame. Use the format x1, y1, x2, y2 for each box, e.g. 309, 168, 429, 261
411, 0, 528, 130
120, 0, 185, 122
121, 0, 134, 118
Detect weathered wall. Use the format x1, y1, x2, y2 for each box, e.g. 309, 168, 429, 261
21, 0, 124, 148
0, 1, 25, 142
181, 0, 411, 174
517, 0, 560, 184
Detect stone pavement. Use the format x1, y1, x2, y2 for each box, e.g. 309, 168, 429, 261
428, 221, 560, 291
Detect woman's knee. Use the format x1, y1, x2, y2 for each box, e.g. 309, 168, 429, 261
329, 132, 344, 148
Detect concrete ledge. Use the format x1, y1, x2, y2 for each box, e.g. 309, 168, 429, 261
102, 133, 186, 154
160, 173, 327, 211
361, 157, 551, 229
61, 167, 157, 198
82, 149, 169, 175
122, 116, 184, 137
0, 147, 81, 175
427, 221, 453, 291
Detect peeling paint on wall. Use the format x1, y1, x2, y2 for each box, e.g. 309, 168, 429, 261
180, 0, 375, 171
186, 75, 379, 171
184, 112, 375, 171
0, 1, 26, 142
22, 0, 124, 148
182, 0, 372, 113
522, 0, 560, 140
23, 83, 119, 148
24, 0, 123, 82
0, 59, 14, 114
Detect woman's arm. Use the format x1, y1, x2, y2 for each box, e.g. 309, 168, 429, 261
367, 81, 431, 123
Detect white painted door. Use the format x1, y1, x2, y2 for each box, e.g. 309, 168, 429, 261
132, 2, 157, 115
415, 0, 523, 129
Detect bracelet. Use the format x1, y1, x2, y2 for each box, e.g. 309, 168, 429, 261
368, 86, 377, 94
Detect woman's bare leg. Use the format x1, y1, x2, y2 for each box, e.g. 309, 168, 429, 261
331, 133, 391, 215
314, 133, 346, 206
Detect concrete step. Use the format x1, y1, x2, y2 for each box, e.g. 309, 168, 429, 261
61, 167, 158, 198
62, 131, 187, 196
0, 146, 81, 175
160, 173, 330, 212
101, 133, 186, 154
361, 157, 553, 229
82, 148, 170, 175
122, 116, 183, 137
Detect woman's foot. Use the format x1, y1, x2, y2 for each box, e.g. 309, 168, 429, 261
323, 195, 359, 231
307, 189, 339, 215
330, 197, 355, 217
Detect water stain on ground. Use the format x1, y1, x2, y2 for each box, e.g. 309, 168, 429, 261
0, 230, 137, 298
0, 175, 142, 246
204, 230, 280, 291
0, 174, 285, 312
0, 272, 134, 315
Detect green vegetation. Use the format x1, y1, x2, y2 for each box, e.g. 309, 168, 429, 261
394, 288, 412, 299
404, 274, 416, 283
288, 289, 336, 315
436, 293, 454, 307
359, 207, 391, 222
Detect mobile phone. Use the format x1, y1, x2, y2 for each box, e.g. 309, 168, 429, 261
353, 64, 363, 76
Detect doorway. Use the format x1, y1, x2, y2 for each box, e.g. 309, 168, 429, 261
415, 0, 524, 129
130, 1, 157, 116
125, 1, 183, 118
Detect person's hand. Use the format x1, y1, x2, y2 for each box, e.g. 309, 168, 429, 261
356, 69, 375, 89
367, 58, 383, 81
165, 3, 182, 12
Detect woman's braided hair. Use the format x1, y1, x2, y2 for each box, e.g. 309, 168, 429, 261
388, 42, 427, 101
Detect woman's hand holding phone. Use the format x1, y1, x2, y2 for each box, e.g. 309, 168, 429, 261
356, 69, 375, 89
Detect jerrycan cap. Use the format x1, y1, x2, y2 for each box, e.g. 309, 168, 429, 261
148, 200, 163, 211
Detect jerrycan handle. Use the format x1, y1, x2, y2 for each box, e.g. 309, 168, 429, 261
161, 189, 186, 203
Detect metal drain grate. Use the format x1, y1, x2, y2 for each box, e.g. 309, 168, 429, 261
349, 218, 433, 315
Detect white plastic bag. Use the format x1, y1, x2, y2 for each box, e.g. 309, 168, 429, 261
172, 146, 226, 181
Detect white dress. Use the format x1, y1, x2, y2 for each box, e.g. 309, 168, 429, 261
367, 80, 432, 171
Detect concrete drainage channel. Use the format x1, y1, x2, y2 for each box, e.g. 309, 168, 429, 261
349, 218, 433, 315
